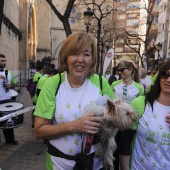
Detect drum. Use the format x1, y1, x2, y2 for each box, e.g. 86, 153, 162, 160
9, 89, 18, 101
0, 102, 24, 129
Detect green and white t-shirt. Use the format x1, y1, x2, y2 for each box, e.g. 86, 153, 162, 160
37, 74, 48, 90
34, 72, 113, 170
130, 96, 170, 170
32, 72, 42, 103
111, 80, 144, 104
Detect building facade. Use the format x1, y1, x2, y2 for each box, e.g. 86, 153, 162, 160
2, 0, 168, 75
157, 0, 170, 59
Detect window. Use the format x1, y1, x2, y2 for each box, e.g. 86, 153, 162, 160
116, 39, 124, 44
125, 46, 132, 52
128, 14, 137, 19
115, 47, 123, 52
116, 23, 125, 28
155, 0, 160, 6
153, 16, 158, 24
117, 0, 127, 3
127, 39, 131, 44
164, 4, 167, 11
126, 20, 139, 26
117, 15, 125, 20
127, 3, 140, 9
117, 7, 126, 11
126, 29, 138, 34
129, 0, 140, 2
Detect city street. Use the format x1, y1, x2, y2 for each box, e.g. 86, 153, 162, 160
0, 88, 46, 170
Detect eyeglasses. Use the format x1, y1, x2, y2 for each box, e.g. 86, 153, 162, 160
123, 86, 127, 96
160, 70, 170, 79
118, 68, 129, 73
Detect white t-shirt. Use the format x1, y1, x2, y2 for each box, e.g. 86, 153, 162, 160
34, 72, 113, 170
111, 80, 144, 104
115, 74, 119, 80
105, 73, 111, 80
0, 70, 15, 101
140, 76, 152, 90
131, 101, 170, 170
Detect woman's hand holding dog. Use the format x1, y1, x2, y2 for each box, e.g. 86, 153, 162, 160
72, 113, 103, 134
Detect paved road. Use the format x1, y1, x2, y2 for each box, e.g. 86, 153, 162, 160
0, 88, 46, 170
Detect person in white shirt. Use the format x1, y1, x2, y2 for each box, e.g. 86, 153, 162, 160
0, 54, 18, 145
140, 68, 153, 93
105, 69, 111, 80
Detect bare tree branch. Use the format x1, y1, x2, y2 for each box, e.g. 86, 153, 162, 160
45, 0, 76, 36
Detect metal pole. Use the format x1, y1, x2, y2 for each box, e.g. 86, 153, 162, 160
50, 40, 52, 58
19, 73, 21, 92
86, 25, 89, 33
157, 51, 160, 71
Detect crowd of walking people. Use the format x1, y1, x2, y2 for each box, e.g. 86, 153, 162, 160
0, 31, 170, 170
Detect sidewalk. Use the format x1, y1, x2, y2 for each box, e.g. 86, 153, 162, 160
0, 88, 46, 170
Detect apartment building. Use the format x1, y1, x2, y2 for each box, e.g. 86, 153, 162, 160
145, 0, 159, 70
113, 0, 147, 67
157, 0, 170, 60
146, 0, 170, 70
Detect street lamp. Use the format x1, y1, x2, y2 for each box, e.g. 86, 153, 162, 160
84, 8, 93, 33
156, 42, 162, 70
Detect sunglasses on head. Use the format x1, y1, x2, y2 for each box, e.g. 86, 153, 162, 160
160, 70, 170, 79
118, 68, 129, 73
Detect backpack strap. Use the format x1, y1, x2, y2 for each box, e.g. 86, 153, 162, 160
55, 73, 61, 96
99, 75, 103, 96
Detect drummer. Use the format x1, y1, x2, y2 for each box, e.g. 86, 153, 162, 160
0, 54, 18, 145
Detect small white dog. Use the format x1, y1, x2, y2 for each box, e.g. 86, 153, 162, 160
84, 98, 137, 168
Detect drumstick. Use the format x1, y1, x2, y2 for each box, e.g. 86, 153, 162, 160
5, 70, 8, 92
0, 106, 35, 122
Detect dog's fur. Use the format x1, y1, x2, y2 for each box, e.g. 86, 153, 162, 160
84, 98, 137, 167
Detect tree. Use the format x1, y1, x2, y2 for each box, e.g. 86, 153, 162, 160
83, 0, 115, 74
0, 0, 4, 34
45, 0, 115, 74
45, 0, 76, 37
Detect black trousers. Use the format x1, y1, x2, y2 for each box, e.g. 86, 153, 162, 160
3, 128, 15, 142
113, 131, 121, 170
0, 99, 15, 142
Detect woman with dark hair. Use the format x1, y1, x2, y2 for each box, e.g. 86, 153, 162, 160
31, 60, 44, 128
108, 66, 120, 85
119, 60, 170, 170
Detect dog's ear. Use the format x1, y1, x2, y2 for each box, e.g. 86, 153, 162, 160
114, 98, 122, 104
106, 99, 116, 110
